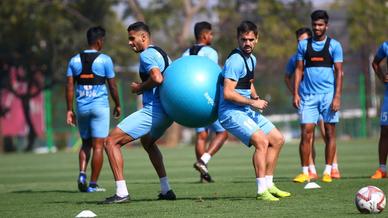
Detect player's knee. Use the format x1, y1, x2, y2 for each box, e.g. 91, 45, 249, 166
218, 131, 229, 141
104, 137, 115, 150
274, 134, 285, 147
251, 133, 269, 150
197, 131, 208, 141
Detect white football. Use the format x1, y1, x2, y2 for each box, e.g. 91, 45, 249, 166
355, 186, 386, 214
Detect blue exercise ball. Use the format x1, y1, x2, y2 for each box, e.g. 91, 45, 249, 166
160, 56, 222, 128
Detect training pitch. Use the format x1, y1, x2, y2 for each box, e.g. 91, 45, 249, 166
0, 138, 387, 217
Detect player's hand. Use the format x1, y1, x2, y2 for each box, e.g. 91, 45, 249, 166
130, 82, 142, 95
331, 96, 341, 112
66, 110, 76, 127
384, 74, 388, 83
293, 94, 300, 109
250, 98, 268, 111
113, 106, 121, 119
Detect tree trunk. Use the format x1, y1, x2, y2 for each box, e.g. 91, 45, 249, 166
21, 97, 37, 152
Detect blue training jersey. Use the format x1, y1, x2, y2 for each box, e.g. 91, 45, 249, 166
296, 36, 343, 94
139, 45, 171, 106
285, 54, 297, 76
219, 48, 256, 113
66, 49, 115, 109
182, 45, 218, 64
375, 41, 388, 92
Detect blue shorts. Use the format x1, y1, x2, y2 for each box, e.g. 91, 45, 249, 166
299, 92, 339, 124
77, 106, 110, 139
195, 119, 225, 133
117, 104, 173, 140
219, 107, 275, 146
380, 93, 388, 126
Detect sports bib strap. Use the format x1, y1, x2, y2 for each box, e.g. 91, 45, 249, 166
227, 49, 254, 89
305, 38, 333, 68
75, 52, 105, 85
139, 46, 170, 82
189, 45, 204, 55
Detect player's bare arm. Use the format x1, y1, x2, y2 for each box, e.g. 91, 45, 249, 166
131, 67, 163, 94
65, 76, 76, 126
107, 78, 121, 119
372, 57, 388, 83
223, 78, 267, 110
293, 60, 304, 109
332, 62, 343, 112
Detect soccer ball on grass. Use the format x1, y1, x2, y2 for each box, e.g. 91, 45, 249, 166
355, 186, 386, 214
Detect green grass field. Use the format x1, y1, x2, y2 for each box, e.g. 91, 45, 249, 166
0, 138, 387, 217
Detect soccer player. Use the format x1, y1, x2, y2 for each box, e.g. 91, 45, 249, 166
371, 41, 388, 179
293, 10, 344, 183
66, 26, 121, 192
286, 27, 341, 182
218, 20, 290, 201
182, 21, 228, 183
102, 22, 175, 204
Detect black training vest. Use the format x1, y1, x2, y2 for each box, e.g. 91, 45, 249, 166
139, 46, 169, 82
304, 38, 333, 68
75, 52, 105, 85
189, 44, 205, 55
225, 49, 254, 89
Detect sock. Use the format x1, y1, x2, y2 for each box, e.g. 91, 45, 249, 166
302, 166, 309, 175
79, 171, 86, 176
256, 177, 267, 194
116, 180, 128, 197
265, 175, 274, 189
332, 163, 338, 170
200, 153, 211, 165
309, 165, 317, 174
323, 165, 332, 175
380, 164, 387, 172
89, 181, 97, 188
160, 177, 171, 195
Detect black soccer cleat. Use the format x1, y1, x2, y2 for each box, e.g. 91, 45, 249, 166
77, 173, 88, 192
101, 194, 130, 204
158, 189, 176, 200
201, 173, 214, 183
194, 161, 213, 183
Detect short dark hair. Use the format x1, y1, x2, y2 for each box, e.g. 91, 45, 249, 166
295, 27, 312, 39
87, 26, 105, 45
311, 10, 329, 23
127, 21, 151, 35
194, 21, 212, 40
237, 20, 258, 37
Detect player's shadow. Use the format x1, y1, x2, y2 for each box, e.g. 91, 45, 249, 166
11, 189, 79, 194
56, 196, 253, 205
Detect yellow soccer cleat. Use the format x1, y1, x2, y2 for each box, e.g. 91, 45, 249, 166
322, 173, 332, 183
256, 190, 279, 201
371, 168, 387, 179
268, 185, 291, 198
293, 173, 309, 183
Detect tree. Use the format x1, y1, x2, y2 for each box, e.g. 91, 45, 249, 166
0, 0, 128, 151
345, 0, 388, 136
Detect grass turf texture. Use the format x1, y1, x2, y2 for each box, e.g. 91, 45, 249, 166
0, 138, 387, 217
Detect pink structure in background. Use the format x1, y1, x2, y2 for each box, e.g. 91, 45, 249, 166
1, 67, 44, 137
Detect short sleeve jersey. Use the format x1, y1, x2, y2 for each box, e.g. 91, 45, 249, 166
182, 45, 218, 64
139, 46, 171, 106
285, 54, 297, 76
219, 49, 256, 112
296, 37, 343, 94
374, 41, 388, 91
66, 49, 115, 108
